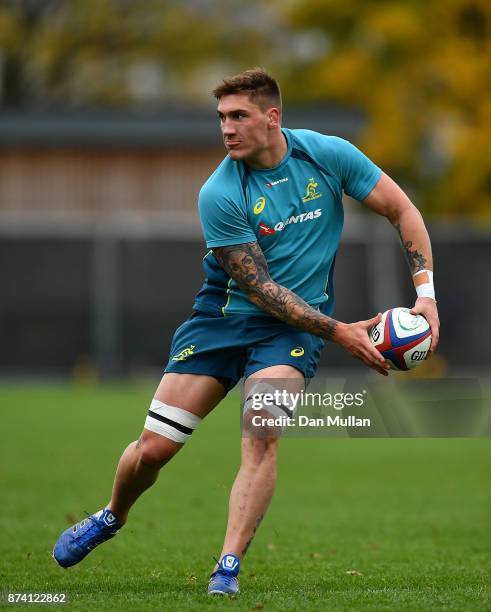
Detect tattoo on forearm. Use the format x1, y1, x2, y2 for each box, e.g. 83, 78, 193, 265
394, 223, 427, 274
241, 513, 265, 556
213, 242, 338, 340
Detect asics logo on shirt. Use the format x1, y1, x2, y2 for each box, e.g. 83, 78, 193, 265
253, 196, 266, 215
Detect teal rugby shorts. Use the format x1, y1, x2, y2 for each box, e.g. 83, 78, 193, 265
164, 309, 327, 392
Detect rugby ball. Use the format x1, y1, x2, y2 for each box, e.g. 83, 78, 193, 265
370, 307, 432, 371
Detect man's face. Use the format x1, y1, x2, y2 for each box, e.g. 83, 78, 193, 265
217, 94, 274, 162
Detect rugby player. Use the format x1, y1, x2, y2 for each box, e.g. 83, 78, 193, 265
53, 69, 439, 596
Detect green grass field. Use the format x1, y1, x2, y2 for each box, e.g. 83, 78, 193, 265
1, 384, 490, 611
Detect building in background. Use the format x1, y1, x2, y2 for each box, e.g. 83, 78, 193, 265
1, 108, 489, 378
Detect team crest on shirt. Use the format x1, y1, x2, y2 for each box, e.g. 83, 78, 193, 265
302, 177, 323, 203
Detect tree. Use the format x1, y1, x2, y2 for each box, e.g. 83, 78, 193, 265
276, 0, 491, 218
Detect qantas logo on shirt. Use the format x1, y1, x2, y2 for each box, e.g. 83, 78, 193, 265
265, 177, 289, 188
259, 222, 276, 236
259, 209, 322, 236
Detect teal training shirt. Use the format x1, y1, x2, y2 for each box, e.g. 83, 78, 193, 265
193, 128, 381, 317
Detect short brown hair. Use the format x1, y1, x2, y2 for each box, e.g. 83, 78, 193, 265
212, 68, 282, 112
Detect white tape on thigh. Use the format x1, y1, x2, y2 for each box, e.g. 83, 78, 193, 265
144, 399, 201, 443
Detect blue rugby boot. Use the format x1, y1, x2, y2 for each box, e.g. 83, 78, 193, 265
53, 508, 121, 568
208, 553, 240, 596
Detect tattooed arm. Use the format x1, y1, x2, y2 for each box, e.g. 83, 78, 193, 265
213, 242, 389, 375
214, 242, 338, 339
363, 171, 440, 352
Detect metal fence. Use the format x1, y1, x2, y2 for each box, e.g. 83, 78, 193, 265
1, 215, 489, 378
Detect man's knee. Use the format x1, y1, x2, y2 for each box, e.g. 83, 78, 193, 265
241, 437, 279, 468
138, 432, 181, 468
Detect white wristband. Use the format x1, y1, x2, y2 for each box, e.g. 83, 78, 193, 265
413, 269, 436, 300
